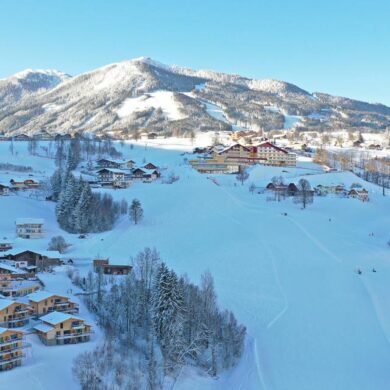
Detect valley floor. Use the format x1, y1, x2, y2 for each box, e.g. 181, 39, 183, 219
0, 141, 389, 389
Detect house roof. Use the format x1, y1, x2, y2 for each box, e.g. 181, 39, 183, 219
3, 280, 41, 292
0, 326, 22, 335
33, 323, 54, 333
0, 262, 26, 274
96, 168, 128, 174
40, 311, 82, 325
0, 298, 25, 310
256, 142, 289, 154
2, 249, 61, 258
27, 290, 65, 302
219, 143, 251, 154
15, 218, 44, 225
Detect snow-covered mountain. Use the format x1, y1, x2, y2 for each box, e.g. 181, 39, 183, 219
0, 69, 70, 109
0, 57, 389, 137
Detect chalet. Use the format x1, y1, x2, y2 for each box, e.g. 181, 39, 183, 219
147, 132, 158, 139
96, 159, 135, 169
27, 291, 79, 317
131, 167, 159, 182
0, 328, 29, 371
93, 258, 132, 275
287, 183, 299, 196
0, 250, 61, 270
0, 184, 9, 196
368, 144, 382, 150
143, 162, 158, 170
0, 242, 12, 252
34, 312, 92, 346
0, 262, 30, 279
0, 299, 31, 328
96, 168, 132, 188
10, 179, 40, 190
334, 185, 346, 194
348, 188, 369, 202
15, 218, 44, 239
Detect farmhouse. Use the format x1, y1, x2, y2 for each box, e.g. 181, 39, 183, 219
0, 184, 9, 196
27, 291, 79, 317
15, 218, 44, 239
348, 188, 369, 202
0, 328, 29, 371
0, 299, 31, 328
93, 259, 132, 275
34, 312, 92, 346
10, 179, 40, 190
0, 250, 62, 270
265, 182, 299, 196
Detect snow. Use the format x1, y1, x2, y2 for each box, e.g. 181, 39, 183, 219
39, 311, 82, 325
117, 91, 186, 120
27, 291, 63, 302
34, 323, 54, 333
0, 140, 390, 389
0, 299, 18, 310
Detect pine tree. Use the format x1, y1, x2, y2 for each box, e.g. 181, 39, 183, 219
50, 170, 62, 201
129, 199, 143, 224
73, 182, 93, 233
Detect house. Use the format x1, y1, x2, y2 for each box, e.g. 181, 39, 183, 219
130, 167, 159, 182
93, 258, 132, 275
143, 162, 158, 170
13, 134, 30, 141
10, 179, 40, 190
0, 242, 12, 252
96, 168, 132, 188
0, 250, 61, 270
15, 218, 44, 239
27, 291, 79, 317
0, 327, 29, 371
34, 312, 92, 346
0, 279, 41, 298
0, 299, 32, 328
287, 183, 299, 196
348, 188, 369, 202
0, 184, 9, 196
0, 262, 31, 279
96, 159, 135, 169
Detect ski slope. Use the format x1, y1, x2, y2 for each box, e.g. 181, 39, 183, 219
0, 141, 390, 389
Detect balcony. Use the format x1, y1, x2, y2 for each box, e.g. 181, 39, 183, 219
0, 353, 25, 366
0, 342, 30, 356
56, 332, 92, 340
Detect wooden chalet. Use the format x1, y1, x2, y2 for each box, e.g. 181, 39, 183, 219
93, 259, 132, 275
0, 184, 9, 196
0, 250, 61, 270
34, 311, 92, 346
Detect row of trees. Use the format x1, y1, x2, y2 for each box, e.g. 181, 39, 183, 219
52, 170, 123, 233
71, 248, 246, 389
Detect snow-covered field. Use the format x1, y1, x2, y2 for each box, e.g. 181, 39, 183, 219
0, 140, 390, 390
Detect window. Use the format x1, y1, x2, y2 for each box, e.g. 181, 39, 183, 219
60, 323, 63, 329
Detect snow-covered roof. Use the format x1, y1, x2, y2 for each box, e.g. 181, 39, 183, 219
0, 298, 23, 310
40, 311, 82, 325
15, 218, 44, 225
27, 290, 66, 302
0, 327, 11, 334
2, 249, 61, 258
34, 323, 54, 333
3, 280, 41, 292
0, 262, 26, 274
96, 168, 129, 174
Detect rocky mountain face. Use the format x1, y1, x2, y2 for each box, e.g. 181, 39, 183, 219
0, 57, 389, 138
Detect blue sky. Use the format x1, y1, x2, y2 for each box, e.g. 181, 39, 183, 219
1, 0, 389, 104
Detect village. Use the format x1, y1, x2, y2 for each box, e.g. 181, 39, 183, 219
0, 135, 388, 390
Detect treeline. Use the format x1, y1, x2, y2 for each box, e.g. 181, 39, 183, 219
51, 170, 123, 233
71, 248, 246, 390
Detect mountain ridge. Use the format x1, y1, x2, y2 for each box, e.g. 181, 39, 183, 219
0, 57, 389, 137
